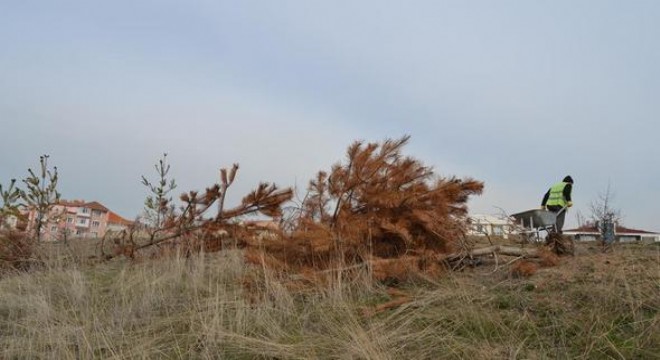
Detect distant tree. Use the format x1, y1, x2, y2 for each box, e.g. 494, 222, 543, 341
589, 183, 621, 250
589, 183, 622, 225
21, 155, 60, 241
141, 153, 177, 229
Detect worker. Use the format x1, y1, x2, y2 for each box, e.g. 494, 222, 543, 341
541, 175, 574, 234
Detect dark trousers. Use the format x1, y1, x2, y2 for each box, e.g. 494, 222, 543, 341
547, 205, 566, 233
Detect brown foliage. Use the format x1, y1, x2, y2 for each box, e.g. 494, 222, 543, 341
106, 164, 293, 261
0, 230, 35, 272
246, 136, 483, 281
537, 247, 561, 267
546, 233, 574, 256
110, 137, 483, 284
510, 260, 538, 278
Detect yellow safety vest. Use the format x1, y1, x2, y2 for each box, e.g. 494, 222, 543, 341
546, 182, 568, 207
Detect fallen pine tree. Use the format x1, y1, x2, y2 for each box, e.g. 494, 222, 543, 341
105, 136, 564, 285
243, 136, 486, 282
448, 244, 541, 260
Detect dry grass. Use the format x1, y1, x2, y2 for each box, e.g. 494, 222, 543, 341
0, 240, 658, 359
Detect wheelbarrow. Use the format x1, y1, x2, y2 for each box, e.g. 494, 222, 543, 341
510, 207, 567, 242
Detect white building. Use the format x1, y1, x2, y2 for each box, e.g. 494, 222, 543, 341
0, 214, 19, 230
564, 224, 660, 242
468, 214, 514, 239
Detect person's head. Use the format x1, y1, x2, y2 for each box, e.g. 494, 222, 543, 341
563, 175, 574, 184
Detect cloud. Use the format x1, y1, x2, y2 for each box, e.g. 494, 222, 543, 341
1, 0, 659, 230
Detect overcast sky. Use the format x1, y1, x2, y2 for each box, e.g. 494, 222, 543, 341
1, 1, 658, 230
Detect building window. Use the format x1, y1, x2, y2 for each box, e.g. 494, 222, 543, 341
76, 218, 89, 226
76, 229, 83, 235
80, 208, 90, 214
50, 226, 57, 232
92, 210, 103, 217
618, 236, 637, 242
92, 220, 100, 228
493, 226, 503, 236
579, 235, 597, 241
90, 232, 98, 238
67, 217, 73, 224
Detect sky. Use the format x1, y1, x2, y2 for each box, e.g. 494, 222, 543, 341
1, 1, 659, 231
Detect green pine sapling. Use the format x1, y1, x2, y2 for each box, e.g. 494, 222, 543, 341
21, 155, 61, 241
0, 179, 22, 229
141, 153, 177, 229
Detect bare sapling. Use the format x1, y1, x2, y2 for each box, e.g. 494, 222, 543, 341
590, 183, 621, 251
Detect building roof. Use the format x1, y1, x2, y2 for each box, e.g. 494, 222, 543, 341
57, 200, 86, 207
82, 201, 110, 212
108, 211, 133, 225
57, 199, 130, 222
57, 199, 109, 212
564, 224, 659, 235
469, 214, 510, 225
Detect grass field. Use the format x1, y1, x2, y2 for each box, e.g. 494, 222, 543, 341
0, 239, 658, 359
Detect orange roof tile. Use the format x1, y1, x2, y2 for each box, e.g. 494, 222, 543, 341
108, 211, 132, 225
82, 201, 110, 212
57, 200, 86, 207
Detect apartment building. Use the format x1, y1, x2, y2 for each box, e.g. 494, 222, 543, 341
26, 200, 132, 241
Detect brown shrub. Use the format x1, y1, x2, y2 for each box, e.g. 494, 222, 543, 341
0, 230, 36, 272
545, 233, 574, 256
537, 247, 560, 267
510, 260, 538, 278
